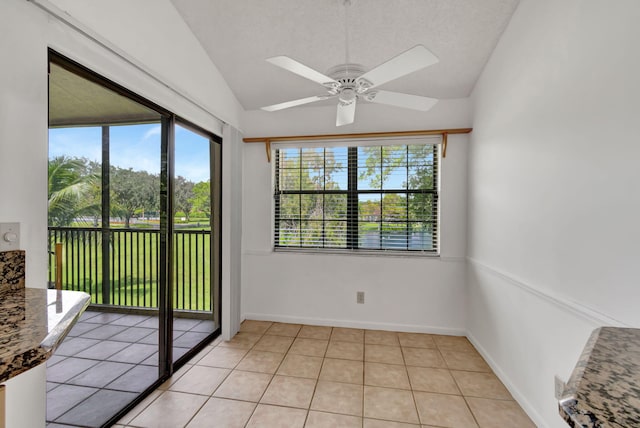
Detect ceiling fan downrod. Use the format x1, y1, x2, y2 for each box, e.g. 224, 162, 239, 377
260, 0, 440, 126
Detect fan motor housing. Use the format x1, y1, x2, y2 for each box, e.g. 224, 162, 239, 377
327, 63, 366, 98
326, 63, 365, 81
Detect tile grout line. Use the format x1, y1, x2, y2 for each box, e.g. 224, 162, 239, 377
119, 321, 531, 427
447, 363, 481, 426
266, 323, 333, 426
51, 315, 210, 427
399, 341, 423, 426
304, 324, 333, 426
360, 332, 365, 428
237, 322, 278, 428
301, 329, 326, 428
50, 388, 101, 426
179, 389, 212, 428
117, 389, 162, 426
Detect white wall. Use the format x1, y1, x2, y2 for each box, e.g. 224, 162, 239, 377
467, 0, 640, 426
0, 1, 242, 426
0, 0, 50, 290
222, 124, 244, 339
0, 2, 58, 426
44, 0, 242, 132
242, 98, 471, 137
241, 99, 472, 332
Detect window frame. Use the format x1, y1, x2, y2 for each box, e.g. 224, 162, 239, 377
272, 138, 441, 255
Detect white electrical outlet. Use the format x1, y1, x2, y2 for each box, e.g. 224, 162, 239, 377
0, 223, 20, 252
357, 291, 365, 304
554, 375, 567, 399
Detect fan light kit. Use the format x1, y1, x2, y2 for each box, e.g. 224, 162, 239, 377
261, 0, 439, 126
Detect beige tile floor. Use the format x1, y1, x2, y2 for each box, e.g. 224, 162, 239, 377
114, 320, 536, 428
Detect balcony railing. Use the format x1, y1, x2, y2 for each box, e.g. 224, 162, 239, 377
48, 227, 212, 312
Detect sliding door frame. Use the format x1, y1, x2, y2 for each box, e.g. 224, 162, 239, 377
159, 115, 175, 375
171, 118, 223, 367
48, 49, 222, 425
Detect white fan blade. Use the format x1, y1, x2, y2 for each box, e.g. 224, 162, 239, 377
336, 101, 356, 126
366, 90, 438, 111
261, 95, 330, 112
267, 56, 338, 87
356, 45, 439, 90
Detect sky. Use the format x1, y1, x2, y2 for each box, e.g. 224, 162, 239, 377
49, 123, 211, 183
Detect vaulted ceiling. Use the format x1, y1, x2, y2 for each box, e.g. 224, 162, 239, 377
171, 0, 520, 111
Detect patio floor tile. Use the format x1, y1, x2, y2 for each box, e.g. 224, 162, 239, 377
75, 340, 130, 360
47, 384, 98, 421
83, 312, 126, 324
105, 364, 158, 393
190, 320, 216, 333
66, 361, 135, 389
67, 322, 101, 337
173, 331, 211, 348
46, 358, 100, 383
108, 314, 151, 327
56, 389, 138, 428
107, 343, 158, 364
46, 355, 67, 368
110, 326, 157, 343
173, 347, 191, 362
78, 311, 101, 322
79, 324, 128, 340
136, 317, 162, 329
173, 318, 202, 331
48, 312, 217, 427
54, 337, 101, 356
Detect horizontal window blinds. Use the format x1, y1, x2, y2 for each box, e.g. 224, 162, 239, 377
274, 140, 439, 253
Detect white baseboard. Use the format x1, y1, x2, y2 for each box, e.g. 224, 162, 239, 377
466, 332, 549, 428
464, 258, 622, 428
242, 312, 466, 336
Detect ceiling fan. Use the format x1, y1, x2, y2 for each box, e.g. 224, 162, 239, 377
261, 1, 439, 126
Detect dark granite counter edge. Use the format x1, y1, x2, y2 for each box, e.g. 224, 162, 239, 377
557, 327, 603, 427
0, 290, 91, 384
559, 397, 597, 428
558, 327, 640, 428
0, 350, 48, 385
562, 327, 602, 398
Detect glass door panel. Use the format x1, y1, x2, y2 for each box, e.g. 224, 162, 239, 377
47, 53, 165, 427
48, 52, 222, 428
172, 123, 220, 363
108, 122, 162, 388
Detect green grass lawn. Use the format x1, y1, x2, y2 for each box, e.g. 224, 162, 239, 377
49, 228, 212, 311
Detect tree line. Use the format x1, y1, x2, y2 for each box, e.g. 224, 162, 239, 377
276, 145, 436, 247
48, 156, 210, 227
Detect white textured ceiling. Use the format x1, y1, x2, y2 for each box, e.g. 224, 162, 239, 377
171, 0, 520, 111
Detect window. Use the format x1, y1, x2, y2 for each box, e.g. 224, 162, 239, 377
274, 139, 439, 253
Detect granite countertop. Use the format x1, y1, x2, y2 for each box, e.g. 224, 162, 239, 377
0, 287, 90, 383
559, 327, 640, 428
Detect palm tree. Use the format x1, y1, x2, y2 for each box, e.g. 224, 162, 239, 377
48, 156, 98, 226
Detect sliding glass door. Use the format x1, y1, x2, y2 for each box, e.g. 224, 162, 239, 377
47, 51, 221, 427
171, 124, 221, 364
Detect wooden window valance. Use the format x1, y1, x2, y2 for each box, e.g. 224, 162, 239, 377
243, 128, 472, 162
